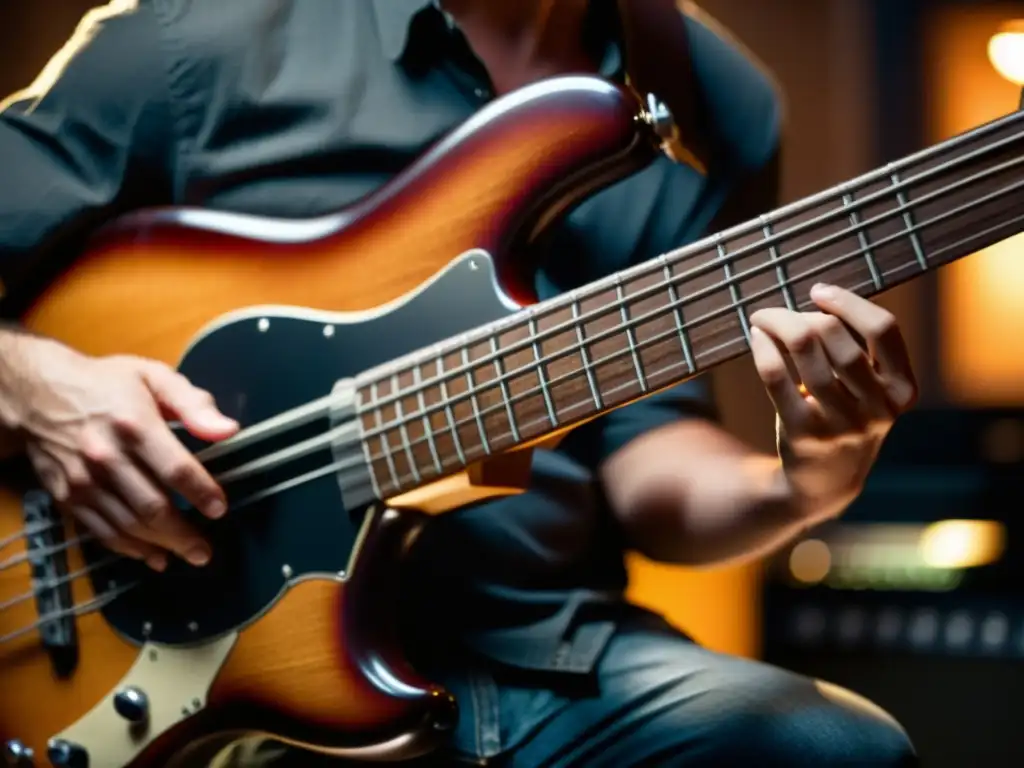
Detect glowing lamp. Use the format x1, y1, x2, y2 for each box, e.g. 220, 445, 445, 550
919, 519, 1005, 570
988, 21, 1024, 85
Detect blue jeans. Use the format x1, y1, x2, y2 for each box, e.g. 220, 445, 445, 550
212, 612, 917, 767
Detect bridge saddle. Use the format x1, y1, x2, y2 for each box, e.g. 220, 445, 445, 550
22, 490, 78, 678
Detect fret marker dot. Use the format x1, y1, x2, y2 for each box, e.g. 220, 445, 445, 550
323, 325, 335, 338
258, 318, 270, 332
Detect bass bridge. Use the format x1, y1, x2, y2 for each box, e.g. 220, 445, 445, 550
22, 490, 78, 678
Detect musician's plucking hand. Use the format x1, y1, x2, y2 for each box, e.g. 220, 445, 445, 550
0, 332, 238, 570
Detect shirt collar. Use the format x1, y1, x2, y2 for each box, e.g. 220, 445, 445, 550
372, 0, 437, 62
372, 0, 624, 79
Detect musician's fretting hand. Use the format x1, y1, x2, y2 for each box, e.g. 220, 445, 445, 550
0, 335, 238, 571
749, 284, 918, 518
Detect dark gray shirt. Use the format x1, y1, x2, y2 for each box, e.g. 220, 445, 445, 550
0, 0, 782, 673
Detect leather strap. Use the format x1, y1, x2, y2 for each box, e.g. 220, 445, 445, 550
615, 0, 713, 174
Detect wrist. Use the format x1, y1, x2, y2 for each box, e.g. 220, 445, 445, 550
0, 327, 59, 433
744, 451, 847, 527
741, 452, 797, 516
774, 417, 862, 523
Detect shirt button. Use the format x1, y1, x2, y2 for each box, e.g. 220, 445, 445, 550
474, 87, 490, 100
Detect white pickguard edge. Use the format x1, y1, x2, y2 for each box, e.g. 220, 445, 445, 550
53, 633, 237, 767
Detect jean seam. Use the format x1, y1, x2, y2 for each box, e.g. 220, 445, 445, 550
468, 668, 502, 759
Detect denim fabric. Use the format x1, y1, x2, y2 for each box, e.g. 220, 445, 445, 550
209, 612, 916, 767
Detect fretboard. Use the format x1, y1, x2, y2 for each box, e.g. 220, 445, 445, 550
357, 107, 1024, 498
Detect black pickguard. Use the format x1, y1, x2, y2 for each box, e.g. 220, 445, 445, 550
87, 252, 518, 645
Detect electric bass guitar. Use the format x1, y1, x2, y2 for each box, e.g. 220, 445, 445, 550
1, 75, 1022, 767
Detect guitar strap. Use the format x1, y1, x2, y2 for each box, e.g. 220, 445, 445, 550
615, 0, 714, 175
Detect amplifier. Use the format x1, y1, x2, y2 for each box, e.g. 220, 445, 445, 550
762, 408, 1024, 768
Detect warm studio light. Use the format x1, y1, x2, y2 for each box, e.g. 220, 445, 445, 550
989, 21, 1024, 84
919, 520, 1006, 570
931, 12, 1024, 402
789, 539, 832, 585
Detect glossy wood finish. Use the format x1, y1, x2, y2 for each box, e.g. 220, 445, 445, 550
142, 507, 456, 767
0, 76, 656, 764
23, 78, 650, 360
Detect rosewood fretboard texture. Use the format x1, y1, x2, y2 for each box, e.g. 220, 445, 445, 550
358, 109, 1024, 498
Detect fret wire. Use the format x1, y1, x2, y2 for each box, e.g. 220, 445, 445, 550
390, 373, 422, 484
716, 237, 751, 344
615, 278, 648, 392
360, 148, 1024, 432
435, 355, 467, 466
411, 364, 444, 475
491, 335, 520, 442
662, 256, 696, 373
760, 215, 796, 311
366, 199, 1024, 464
355, 391, 384, 499
461, 345, 491, 455
842, 191, 883, 290
571, 298, 603, 410
371, 382, 401, 491
368, 269, 907, 486
891, 171, 929, 271
528, 315, 559, 428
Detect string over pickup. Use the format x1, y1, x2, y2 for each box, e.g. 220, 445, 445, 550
22, 490, 78, 678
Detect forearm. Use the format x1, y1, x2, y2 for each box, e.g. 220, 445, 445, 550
0, 325, 44, 458
633, 453, 809, 567
603, 421, 840, 568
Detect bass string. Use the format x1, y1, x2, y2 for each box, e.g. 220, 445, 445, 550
1, 125, 1022, 642
0, 555, 119, 614
362, 199, 1024, 466
0, 580, 136, 647
74, 184, 1024, 501
356, 160, 1024, 435
0, 190, 1017, 610
0, 265, 887, 615
150, 124, 1024, 477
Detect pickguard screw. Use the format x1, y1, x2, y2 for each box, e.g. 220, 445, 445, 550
282, 564, 293, 579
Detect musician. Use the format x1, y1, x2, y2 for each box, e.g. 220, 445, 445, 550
0, 1, 919, 765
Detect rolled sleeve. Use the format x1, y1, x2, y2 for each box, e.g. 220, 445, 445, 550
0, 1, 173, 316
567, 377, 719, 467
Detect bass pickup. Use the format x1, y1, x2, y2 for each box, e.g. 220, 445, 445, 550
22, 490, 78, 679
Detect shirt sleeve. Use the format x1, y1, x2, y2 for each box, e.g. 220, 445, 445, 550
558, 8, 784, 470
0, 1, 174, 318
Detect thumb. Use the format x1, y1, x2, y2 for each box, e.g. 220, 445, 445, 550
139, 362, 239, 442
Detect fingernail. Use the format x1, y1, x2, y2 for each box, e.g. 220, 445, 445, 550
147, 554, 168, 572
811, 283, 837, 300
185, 546, 211, 567
202, 408, 237, 430
206, 499, 227, 519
